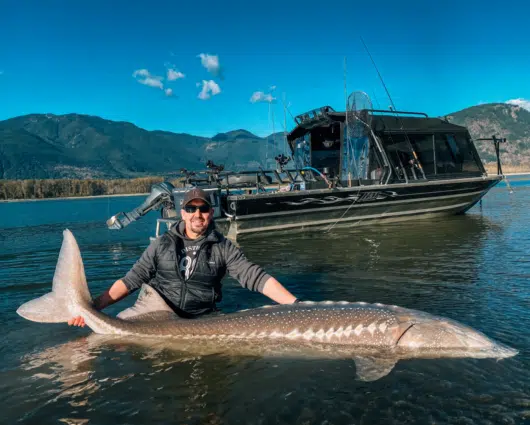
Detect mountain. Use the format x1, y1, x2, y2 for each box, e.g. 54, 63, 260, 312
444, 103, 530, 166
0, 103, 527, 179
0, 113, 285, 179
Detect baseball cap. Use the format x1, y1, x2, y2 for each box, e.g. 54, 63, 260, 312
182, 187, 212, 208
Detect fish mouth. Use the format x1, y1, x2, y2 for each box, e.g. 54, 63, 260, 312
483, 342, 519, 359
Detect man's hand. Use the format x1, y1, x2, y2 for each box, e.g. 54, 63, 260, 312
67, 279, 130, 329
68, 316, 86, 327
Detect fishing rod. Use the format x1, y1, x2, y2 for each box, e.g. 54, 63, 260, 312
360, 37, 426, 180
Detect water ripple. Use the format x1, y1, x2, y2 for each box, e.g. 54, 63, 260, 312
1, 186, 529, 424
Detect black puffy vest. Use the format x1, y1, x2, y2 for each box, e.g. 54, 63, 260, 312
149, 230, 227, 317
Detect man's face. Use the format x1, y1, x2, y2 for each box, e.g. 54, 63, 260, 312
181, 199, 213, 237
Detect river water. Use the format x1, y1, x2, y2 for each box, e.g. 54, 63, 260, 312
1, 178, 529, 424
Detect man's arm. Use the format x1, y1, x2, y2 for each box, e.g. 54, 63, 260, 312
223, 239, 297, 304
261, 277, 297, 304
93, 279, 130, 310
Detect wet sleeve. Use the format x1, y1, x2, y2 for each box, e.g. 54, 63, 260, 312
223, 239, 271, 293
122, 239, 160, 292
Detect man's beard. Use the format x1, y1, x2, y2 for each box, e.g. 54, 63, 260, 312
190, 218, 208, 234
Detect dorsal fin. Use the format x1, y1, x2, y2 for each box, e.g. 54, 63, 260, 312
117, 284, 175, 320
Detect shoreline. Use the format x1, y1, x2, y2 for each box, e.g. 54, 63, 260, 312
0, 192, 149, 203
1, 172, 529, 203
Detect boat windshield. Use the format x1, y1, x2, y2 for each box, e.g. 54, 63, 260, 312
293, 134, 311, 169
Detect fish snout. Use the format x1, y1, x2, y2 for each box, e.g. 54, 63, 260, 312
396, 318, 518, 359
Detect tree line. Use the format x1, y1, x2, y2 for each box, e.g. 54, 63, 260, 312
0, 177, 184, 200
1, 165, 528, 201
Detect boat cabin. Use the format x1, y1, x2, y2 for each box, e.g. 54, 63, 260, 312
286, 106, 486, 188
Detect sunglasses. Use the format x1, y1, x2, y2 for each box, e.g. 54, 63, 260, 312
184, 204, 211, 213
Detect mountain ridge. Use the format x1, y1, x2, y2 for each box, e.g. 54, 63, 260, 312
1, 103, 528, 179
444, 103, 530, 165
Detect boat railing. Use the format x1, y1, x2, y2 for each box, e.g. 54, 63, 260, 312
179, 167, 323, 190
153, 218, 179, 240
366, 109, 429, 118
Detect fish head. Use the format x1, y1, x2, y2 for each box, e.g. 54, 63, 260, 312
396, 317, 518, 359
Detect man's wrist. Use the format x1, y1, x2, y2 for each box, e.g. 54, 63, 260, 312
93, 295, 105, 311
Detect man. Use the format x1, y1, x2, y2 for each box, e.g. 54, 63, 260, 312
69, 187, 298, 326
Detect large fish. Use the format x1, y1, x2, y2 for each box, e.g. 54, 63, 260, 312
17, 230, 517, 381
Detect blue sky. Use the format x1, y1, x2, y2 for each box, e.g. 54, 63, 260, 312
1, 0, 529, 137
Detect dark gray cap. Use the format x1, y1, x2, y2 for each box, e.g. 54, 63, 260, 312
182, 187, 212, 208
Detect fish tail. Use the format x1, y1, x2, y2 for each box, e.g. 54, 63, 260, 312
16, 229, 93, 323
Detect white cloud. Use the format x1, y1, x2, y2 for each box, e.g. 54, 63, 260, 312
198, 53, 221, 75
197, 80, 221, 100
132, 69, 150, 78
250, 91, 276, 103
165, 88, 173, 97
506, 98, 530, 111
140, 76, 164, 89
167, 68, 185, 81
133, 68, 164, 90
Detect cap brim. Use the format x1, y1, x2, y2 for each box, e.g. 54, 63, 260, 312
183, 197, 212, 207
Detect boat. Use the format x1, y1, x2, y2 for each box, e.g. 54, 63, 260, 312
106, 93, 504, 242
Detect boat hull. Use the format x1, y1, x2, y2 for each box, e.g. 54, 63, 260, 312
220, 176, 501, 240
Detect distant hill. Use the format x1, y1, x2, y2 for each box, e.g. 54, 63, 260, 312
444, 103, 530, 166
0, 103, 527, 179
0, 113, 287, 179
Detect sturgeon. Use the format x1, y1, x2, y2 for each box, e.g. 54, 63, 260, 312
17, 230, 517, 381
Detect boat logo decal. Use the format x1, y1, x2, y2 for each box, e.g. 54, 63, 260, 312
280, 191, 398, 206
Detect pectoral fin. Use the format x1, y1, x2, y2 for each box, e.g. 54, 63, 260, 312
117, 284, 175, 320
353, 357, 397, 382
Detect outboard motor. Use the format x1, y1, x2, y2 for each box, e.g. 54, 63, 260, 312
107, 181, 175, 230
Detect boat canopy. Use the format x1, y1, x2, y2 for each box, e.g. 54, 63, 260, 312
287, 108, 469, 149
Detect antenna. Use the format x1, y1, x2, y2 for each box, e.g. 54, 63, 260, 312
283, 92, 288, 156
268, 86, 277, 169
360, 37, 426, 180
343, 56, 351, 187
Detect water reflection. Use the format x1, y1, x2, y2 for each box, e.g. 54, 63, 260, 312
231, 215, 500, 317
15, 329, 528, 425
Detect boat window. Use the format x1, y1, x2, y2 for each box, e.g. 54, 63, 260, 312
310, 125, 341, 177
451, 133, 482, 173
435, 133, 460, 173
382, 131, 483, 179
446, 134, 461, 158
408, 134, 436, 175
381, 134, 417, 180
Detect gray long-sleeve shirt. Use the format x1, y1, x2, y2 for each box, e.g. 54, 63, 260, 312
121, 221, 271, 315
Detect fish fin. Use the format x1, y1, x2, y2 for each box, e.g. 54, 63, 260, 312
17, 229, 92, 323
16, 292, 72, 323
353, 357, 397, 382
116, 284, 174, 320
